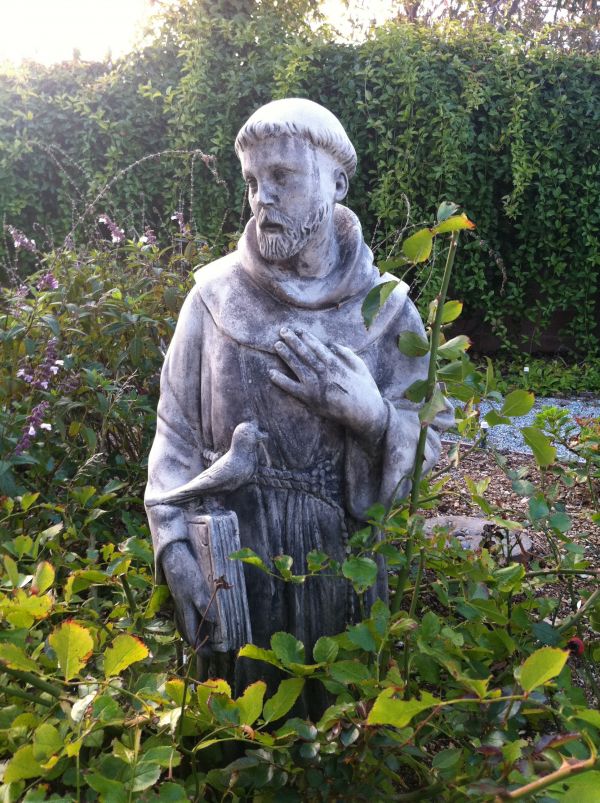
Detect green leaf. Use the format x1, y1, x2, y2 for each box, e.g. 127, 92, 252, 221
484, 409, 511, 427
237, 681, 266, 725
548, 771, 600, 802
130, 761, 162, 792
348, 622, 377, 652
238, 644, 283, 669
262, 678, 305, 723
436, 201, 459, 223
431, 213, 476, 235
528, 495, 550, 521
87, 772, 127, 803
548, 511, 572, 533
3, 744, 44, 783
49, 621, 93, 681
104, 634, 149, 677
440, 300, 463, 324
313, 636, 339, 664
208, 693, 240, 725
518, 647, 568, 693
4, 555, 19, 587
271, 632, 305, 665
419, 387, 448, 426
229, 548, 270, 573
329, 660, 370, 684
402, 229, 433, 263
367, 689, 440, 727
404, 379, 428, 402
32, 723, 62, 761
361, 280, 398, 329
20, 492, 40, 512
398, 331, 429, 357
342, 556, 378, 591
437, 335, 471, 359
521, 427, 557, 467
32, 561, 55, 594
0, 642, 38, 672
501, 390, 535, 417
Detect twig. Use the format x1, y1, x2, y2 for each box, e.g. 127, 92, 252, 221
556, 587, 600, 633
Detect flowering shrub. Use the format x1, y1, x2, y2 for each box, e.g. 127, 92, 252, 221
0, 224, 597, 801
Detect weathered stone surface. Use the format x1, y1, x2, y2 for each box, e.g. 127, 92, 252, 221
144, 99, 453, 689
424, 515, 532, 559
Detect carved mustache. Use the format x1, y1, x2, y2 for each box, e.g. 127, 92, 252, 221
257, 209, 295, 231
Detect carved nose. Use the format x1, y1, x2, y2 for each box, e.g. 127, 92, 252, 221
256, 183, 277, 207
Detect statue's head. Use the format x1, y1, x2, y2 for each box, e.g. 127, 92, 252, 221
235, 99, 357, 261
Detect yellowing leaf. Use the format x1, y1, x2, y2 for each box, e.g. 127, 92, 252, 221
237, 681, 267, 725
431, 213, 476, 235
0, 642, 38, 672
402, 229, 433, 263
3, 744, 44, 783
104, 634, 149, 677
367, 689, 440, 727
49, 621, 93, 680
32, 561, 55, 594
518, 647, 568, 693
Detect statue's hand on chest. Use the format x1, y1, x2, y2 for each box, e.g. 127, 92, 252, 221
269, 327, 387, 446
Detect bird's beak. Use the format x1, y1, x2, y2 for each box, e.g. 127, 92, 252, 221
257, 430, 268, 442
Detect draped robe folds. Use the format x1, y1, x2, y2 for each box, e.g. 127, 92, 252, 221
145, 204, 452, 692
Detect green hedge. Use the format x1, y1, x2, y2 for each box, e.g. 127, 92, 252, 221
0, 10, 598, 354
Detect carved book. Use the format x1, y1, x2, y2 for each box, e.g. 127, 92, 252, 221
186, 509, 252, 652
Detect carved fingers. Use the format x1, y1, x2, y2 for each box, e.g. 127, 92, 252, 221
269, 327, 386, 442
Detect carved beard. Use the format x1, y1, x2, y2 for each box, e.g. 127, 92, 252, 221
256, 203, 331, 261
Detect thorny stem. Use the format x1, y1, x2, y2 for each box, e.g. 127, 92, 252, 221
556, 586, 600, 633
391, 232, 460, 615
494, 735, 598, 800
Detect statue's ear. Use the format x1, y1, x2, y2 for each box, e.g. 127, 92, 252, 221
333, 167, 349, 202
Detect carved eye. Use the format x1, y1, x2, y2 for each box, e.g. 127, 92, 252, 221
273, 169, 288, 184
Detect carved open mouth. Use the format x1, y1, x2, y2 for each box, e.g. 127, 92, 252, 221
260, 221, 284, 234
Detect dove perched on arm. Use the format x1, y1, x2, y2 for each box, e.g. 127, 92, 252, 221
145, 421, 267, 507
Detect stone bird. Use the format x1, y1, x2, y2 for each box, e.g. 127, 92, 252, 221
146, 422, 267, 507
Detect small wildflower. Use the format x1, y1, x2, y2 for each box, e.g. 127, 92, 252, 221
40, 423, 52, 431
14, 401, 49, 454
171, 211, 185, 234
139, 227, 157, 246
98, 214, 125, 244
36, 272, 59, 291
63, 234, 75, 250
6, 225, 36, 252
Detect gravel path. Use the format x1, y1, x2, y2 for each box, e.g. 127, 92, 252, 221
446, 396, 600, 460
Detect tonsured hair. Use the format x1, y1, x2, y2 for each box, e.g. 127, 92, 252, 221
235, 99, 357, 178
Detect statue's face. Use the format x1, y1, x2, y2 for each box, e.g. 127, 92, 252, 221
239, 136, 337, 261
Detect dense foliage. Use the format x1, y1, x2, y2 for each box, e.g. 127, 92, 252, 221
1, 1, 599, 354
0, 214, 598, 800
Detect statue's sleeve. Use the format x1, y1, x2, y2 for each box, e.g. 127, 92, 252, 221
144, 285, 205, 578
345, 296, 454, 519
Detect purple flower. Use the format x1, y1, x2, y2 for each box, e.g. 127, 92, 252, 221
36, 272, 59, 291
139, 227, 157, 246
6, 225, 36, 253
63, 234, 75, 251
17, 338, 61, 390
98, 214, 125, 244
14, 401, 50, 454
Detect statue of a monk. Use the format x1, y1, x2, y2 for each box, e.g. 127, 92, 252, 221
145, 98, 451, 694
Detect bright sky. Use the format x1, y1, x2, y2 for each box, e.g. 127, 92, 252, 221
0, 0, 156, 65
0, 0, 398, 66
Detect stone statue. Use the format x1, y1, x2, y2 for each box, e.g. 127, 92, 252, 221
144, 98, 451, 694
